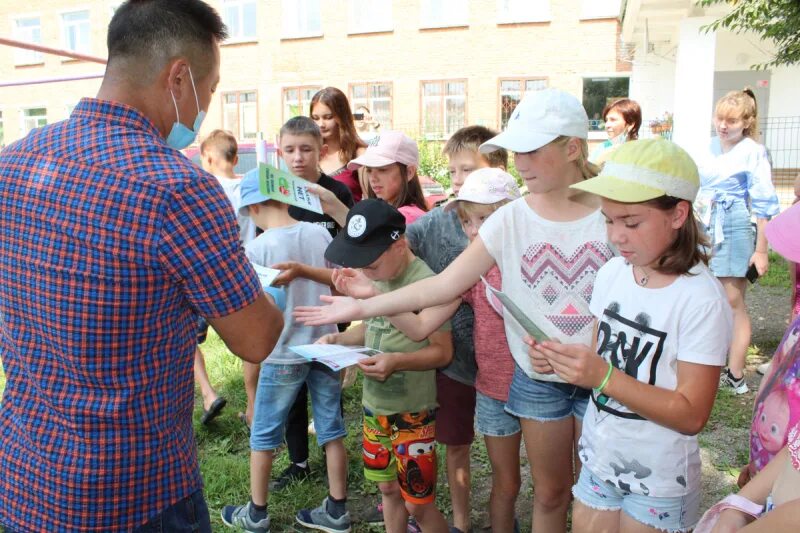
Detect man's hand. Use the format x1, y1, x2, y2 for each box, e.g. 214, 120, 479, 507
333, 268, 378, 299
358, 354, 397, 381
271, 261, 305, 287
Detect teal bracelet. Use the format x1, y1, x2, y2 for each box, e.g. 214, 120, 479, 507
594, 361, 613, 393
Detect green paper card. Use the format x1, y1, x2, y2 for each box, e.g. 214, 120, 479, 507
255, 163, 323, 214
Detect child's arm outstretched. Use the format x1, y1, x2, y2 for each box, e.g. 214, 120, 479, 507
308, 183, 349, 227
295, 236, 495, 325
530, 336, 720, 435
333, 268, 461, 341
358, 330, 453, 382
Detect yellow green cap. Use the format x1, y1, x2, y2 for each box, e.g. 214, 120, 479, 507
571, 138, 699, 202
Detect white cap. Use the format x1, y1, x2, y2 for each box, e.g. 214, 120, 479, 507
443, 167, 521, 212
480, 88, 589, 154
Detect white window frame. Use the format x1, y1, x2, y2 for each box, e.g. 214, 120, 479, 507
12, 15, 43, 66
498, 77, 548, 129
21, 106, 47, 135
222, 91, 259, 140
420, 79, 467, 140
281, 0, 322, 39
349, 82, 393, 129
581, 73, 631, 139
221, 0, 258, 43
496, 0, 550, 24
419, 0, 468, 29
60, 9, 91, 54
348, 0, 393, 35
580, 0, 622, 20
108, 2, 122, 17
282, 85, 322, 122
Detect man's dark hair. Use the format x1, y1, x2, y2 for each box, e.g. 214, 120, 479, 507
107, 0, 227, 82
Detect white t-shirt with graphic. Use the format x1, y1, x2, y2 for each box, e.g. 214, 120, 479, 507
579, 257, 733, 497
478, 198, 614, 381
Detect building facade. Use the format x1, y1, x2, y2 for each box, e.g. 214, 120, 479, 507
0, 0, 627, 146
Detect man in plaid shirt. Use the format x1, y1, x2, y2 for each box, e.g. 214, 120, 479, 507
0, 1, 283, 531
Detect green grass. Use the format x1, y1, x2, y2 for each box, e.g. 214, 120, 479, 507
759, 251, 790, 288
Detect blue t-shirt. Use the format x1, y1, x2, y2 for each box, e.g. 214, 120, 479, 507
406, 207, 476, 385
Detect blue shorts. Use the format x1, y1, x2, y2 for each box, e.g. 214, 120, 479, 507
572, 467, 701, 532
708, 200, 755, 278
250, 362, 346, 451
505, 365, 589, 422
475, 391, 520, 437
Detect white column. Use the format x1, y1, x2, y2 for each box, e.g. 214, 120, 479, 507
672, 16, 717, 161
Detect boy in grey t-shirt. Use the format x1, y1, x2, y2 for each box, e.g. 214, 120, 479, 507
221, 168, 350, 533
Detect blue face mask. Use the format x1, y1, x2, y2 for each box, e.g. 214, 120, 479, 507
166, 66, 206, 150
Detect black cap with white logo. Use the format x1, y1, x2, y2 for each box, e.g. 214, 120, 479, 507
325, 199, 407, 268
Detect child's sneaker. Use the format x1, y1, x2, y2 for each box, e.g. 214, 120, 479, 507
757, 361, 772, 375
220, 502, 270, 533
269, 462, 311, 491
720, 367, 749, 394
362, 502, 383, 525
295, 497, 351, 533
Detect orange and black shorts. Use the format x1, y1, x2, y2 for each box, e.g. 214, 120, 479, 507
362, 408, 437, 505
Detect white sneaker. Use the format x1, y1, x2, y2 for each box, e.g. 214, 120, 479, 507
720, 368, 749, 394
757, 362, 772, 376
308, 420, 316, 435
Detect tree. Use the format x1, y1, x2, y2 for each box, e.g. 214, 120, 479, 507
699, 0, 800, 69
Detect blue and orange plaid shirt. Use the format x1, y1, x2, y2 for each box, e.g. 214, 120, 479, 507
0, 98, 262, 531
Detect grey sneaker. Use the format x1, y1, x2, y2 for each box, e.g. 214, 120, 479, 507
221, 502, 270, 533
295, 497, 351, 533
720, 368, 749, 394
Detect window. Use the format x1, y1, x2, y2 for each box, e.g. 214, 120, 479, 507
496, 0, 550, 24
350, 83, 393, 129
349, 0, 392, 34
499, 78, 547, 129
421, 80, 466, 139
223, 91, 258, 140
283, 86, 321, 121
580, 0, 622, 20
420, 0, 468, 29
582, 76, 630, 131
281, 0, 322, 38
222, 0, 257, 41
61, 10, 91, 54
22, 108, 47, 135
13, 17, 42, 65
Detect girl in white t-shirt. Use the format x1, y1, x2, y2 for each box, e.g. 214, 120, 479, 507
530, 139, 733, 532
297, 88, 614, 532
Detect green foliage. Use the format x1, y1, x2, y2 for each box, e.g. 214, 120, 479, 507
699, 0, 800, 68
759, 251, 790, 288
416, 138, 450, 188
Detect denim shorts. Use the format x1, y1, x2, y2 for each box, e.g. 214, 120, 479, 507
708, 200, 755, 278
573, 467, 701, 532
250, 362, 346, 451
475, 391, 520, 437
505, 365, 589, 422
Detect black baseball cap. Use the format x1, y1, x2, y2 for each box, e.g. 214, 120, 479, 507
325, 199, 406, 268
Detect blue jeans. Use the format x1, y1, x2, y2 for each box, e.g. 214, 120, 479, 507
133, 490, 211, 533
505, 365, 590, 422
251, 362, 346, 451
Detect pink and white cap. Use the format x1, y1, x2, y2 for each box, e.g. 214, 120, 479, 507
347, 130, 419, 170
443, 167, 521, 212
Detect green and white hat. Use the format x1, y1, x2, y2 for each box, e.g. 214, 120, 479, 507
571, 138, 699, 202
